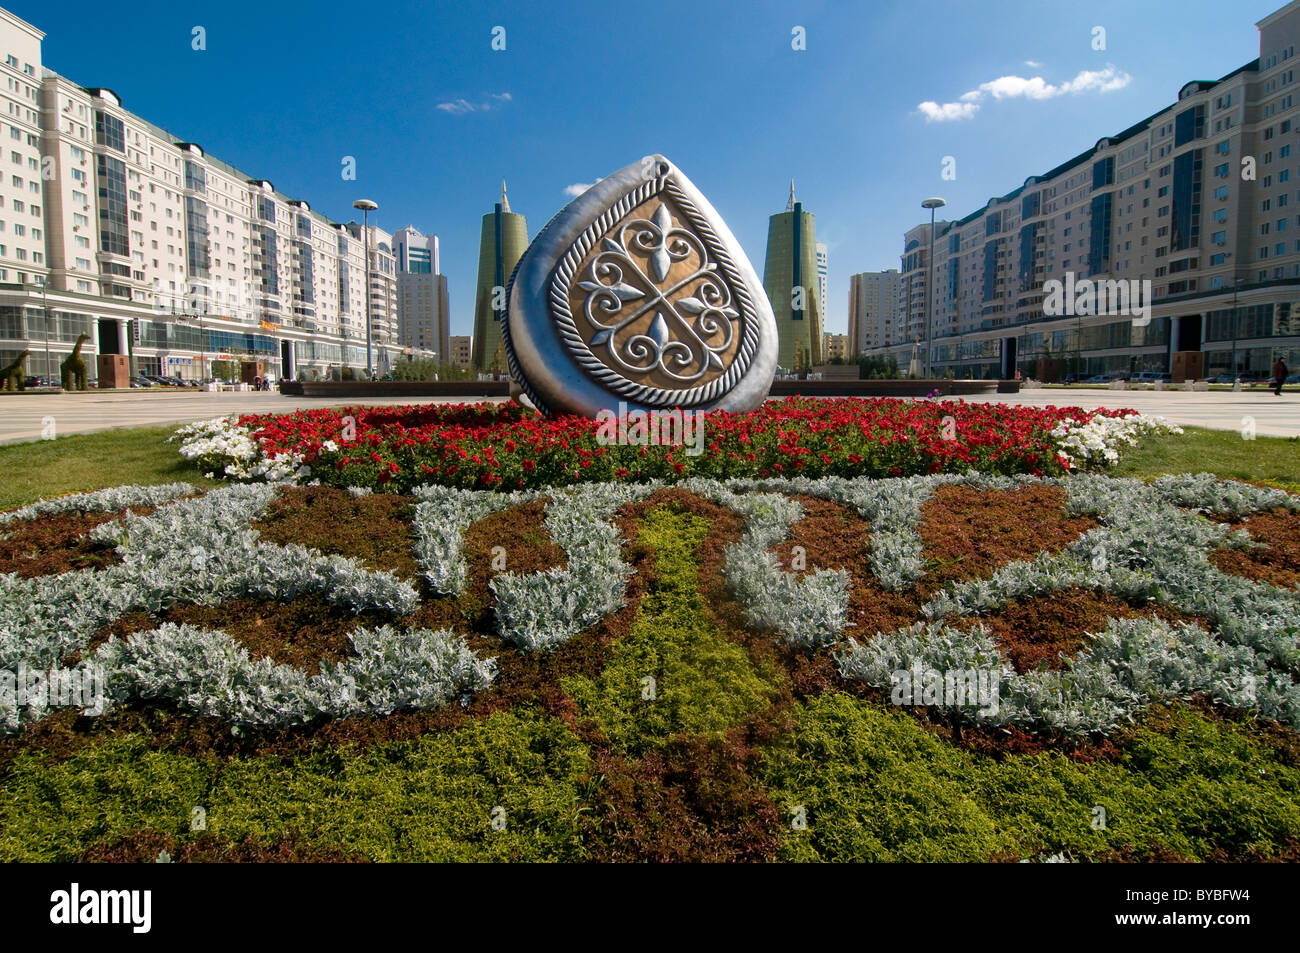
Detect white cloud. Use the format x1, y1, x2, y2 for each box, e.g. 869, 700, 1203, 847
563, 181, 599, 196
918, 64, 1130, 122
918, 100, 980, 122
1024, 59, 1044, 69
977, 64, 1131, 100
436, 92, 513, 115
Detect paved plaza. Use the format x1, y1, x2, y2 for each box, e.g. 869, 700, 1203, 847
0, 386, 1298, 445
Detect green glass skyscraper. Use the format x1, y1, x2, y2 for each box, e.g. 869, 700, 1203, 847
472, 181, 529, 372
763, 182, 822, 370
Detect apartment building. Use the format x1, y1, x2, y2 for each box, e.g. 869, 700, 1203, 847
871, 0, 1300, 381
449, 334, 472, 367
344, 221, 398, 372
0, 4, 399, 383
392, 224, 450, 361
822, 332, 849, 362
847, 269, 904, 355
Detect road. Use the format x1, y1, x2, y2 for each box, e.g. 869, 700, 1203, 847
0, 385, 1296, 444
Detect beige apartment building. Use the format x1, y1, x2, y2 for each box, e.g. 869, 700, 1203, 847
870, 0, 1300, 381
847, 269, 903, 356
0, 4, 403, 383
822, 332, 849, 362
449, 334, 472, 368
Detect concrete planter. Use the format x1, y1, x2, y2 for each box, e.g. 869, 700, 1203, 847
1108, 380, 1128, 390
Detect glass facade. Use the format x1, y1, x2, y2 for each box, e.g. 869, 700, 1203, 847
1018, 224, 1036, 290
183, 160, 206, 194
1092, 156, 1114, 190
93, 110, 124, 152
982, 240, 998, 302
96, 154, 129, 257
258, 226, 279, 301
0, 306, 94, 343
185, 197, 210, 280
1205, 303, 1300, 340
1171, 150, 1203, 252
1088, 193, 1113, 275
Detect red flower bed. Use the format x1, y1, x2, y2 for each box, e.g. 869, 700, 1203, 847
221, 398, 1133, 492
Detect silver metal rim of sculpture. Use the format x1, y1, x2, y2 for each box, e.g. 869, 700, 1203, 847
503, 155, 777, 418
545, 175, 761, 408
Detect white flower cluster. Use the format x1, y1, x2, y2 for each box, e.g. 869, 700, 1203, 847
1051, 412, 1183, 469
0, 482, 194, 527
171, 415, 306, 482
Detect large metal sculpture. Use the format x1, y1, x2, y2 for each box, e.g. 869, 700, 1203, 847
505, 155, 776, 417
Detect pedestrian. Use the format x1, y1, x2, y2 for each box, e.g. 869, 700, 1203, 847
1273, 356, 1288, 397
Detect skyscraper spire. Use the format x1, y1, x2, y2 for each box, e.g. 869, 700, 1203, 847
501, 179, 510, 213
787, 180, 796, 212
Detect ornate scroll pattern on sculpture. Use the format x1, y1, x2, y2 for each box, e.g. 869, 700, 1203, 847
577, 202, 738, 384
548, 176, 762, 408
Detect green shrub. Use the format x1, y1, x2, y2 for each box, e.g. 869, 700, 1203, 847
563, 507, 782, 755
0, 708, 593, 862
758, 693, 1300, 861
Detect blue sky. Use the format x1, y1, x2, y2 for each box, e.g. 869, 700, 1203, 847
15, 0, 1283, 335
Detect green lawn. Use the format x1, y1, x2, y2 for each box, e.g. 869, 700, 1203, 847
1111, 426, 1300, 489
0, 425, 222, 511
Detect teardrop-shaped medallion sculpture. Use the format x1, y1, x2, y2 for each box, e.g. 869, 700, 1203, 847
505, 154, 777, 417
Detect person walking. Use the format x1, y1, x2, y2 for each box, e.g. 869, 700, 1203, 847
1273, 356, 1288, 397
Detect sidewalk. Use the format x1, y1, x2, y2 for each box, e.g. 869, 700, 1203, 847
0, 390, 506, 444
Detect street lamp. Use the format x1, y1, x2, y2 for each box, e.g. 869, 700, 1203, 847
1229, 276, 1241, 383
353, 199, 378, 379
921, 197, 946, 378
36, 275, 50, 384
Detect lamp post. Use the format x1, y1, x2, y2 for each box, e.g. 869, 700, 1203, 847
921, 197, 946, 378
36, 275, 50, 384
1229, 276, 1241, 382
353, 199, 378, 379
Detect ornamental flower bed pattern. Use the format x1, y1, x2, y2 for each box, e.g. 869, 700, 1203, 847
173, 398, 1178, 492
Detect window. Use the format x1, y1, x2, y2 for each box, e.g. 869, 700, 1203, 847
94, 110, 125, 152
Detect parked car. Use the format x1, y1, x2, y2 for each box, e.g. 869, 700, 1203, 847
22, 375, 52, 388
1082, 374, 1111, 383
1130, 371, 1164, 383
